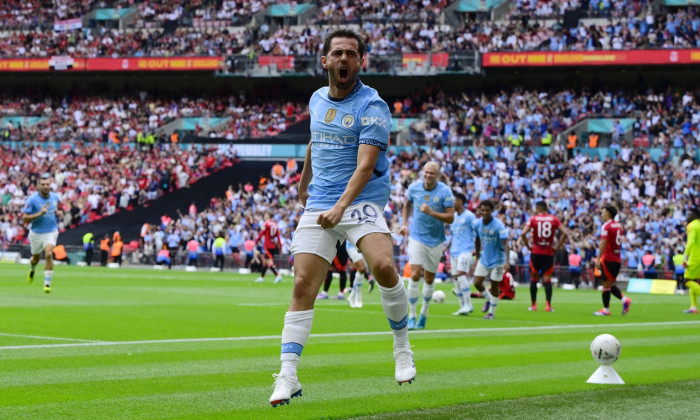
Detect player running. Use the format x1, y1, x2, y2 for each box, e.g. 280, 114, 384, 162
255, 212, 283, 284
520, 201, 568, 312
269, 29, 414, 408
473, 200, 509, 320
449, 191, 477, 316
682, 206, 700, 314
22, 173, 62, 293
399, 161, 455, 330
593, 205, 632, 316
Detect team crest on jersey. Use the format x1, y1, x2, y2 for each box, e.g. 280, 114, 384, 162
424, 195, 430, 201
341, 114, 354, 127
433, 197, 439, 202
325, 108, 337, 124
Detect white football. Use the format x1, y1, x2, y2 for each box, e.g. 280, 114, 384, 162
590, 334, 621, 365
432, 290, 446, 303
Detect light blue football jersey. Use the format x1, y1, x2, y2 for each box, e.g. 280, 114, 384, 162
407, 181, 454, 247
22, 192, 60, 233
305, 79, 392, 211
450, 208, 477, 255
474, 217, 508, 268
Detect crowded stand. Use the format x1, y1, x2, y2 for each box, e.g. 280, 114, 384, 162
312, 0, 445, 25
136, 161, 302, 268
3, 2, 700, 58
398, 86, 700, 149
511, 0, 648, 20
142, 138, 699, 283
0, 142, 235, 243
0, 0, 198, 31
0, 93, 308, 142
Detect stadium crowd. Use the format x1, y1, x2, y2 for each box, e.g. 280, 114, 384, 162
0, 142, 235, 243
0, 0, 198, 31
399, 85, 700, 149
2, 2, 700, 58
136, 138, 698, 281
0, 92, 308, 142
3, 82, 700, 266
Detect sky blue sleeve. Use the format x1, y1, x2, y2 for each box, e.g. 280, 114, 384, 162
358, 100, 391, 151
407, 183, 415, 204
499, 224, 509, 240
22, 196, 36, 214
443, 187, 455, 208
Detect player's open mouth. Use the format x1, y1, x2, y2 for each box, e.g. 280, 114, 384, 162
339, 67, 348, 78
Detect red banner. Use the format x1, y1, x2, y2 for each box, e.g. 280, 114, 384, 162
432, 52, 449, 68
0, 57, 222, 72
258, 55, 295, 70
483, 49, 700, 67
85, 57, 223, 71
402, 53, 449, 68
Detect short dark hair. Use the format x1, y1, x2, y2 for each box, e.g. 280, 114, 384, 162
603, 205, 618, 219
535, 201, 548, 211
322, 29, 366, 58
453, 191, 466, 203
690, 206, 700, 217
480, 200, 495, 210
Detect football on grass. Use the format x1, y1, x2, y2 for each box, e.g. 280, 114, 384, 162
590, 334, 621, 365
432, 290, 445, 303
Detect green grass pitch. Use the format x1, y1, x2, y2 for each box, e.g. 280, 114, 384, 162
1, 264, 700, 419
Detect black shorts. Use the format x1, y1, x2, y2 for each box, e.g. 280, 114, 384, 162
601, 260, 621, 282
265, 247, 280, 258
529, 254, 554, 276
334, 242, 349, 266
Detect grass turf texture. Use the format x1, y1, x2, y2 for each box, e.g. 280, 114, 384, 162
1, 264, 700, 419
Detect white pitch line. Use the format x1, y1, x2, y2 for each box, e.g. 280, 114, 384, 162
0, 333, 105, 343
1, 320, 699, 351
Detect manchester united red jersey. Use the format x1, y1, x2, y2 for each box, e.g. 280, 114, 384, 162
256, 220, 281, 250
528, 214, 561, 256
600, 220, 623, 263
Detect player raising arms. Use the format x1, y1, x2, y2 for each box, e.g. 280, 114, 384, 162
449, 191, 477, 316
269, 29, 414, 408
22, 173, 62, 293
520, 201, 568, 312
682, 206, 700, 314
593, 205, 632, 316
399, 161, 455, 330
473, 200, 509, 320
255, 212, 283, 284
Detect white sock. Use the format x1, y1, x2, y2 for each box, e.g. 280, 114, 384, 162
481, 287, 494, 302
280, 309, 314, 375
407, 280, 420, 319
420, 282, 435, 317
44, 270, 53, 287
458, 275, 471, 309
378, 281, 410, 349
490, 296, 499, 315
354, 276, 363, 297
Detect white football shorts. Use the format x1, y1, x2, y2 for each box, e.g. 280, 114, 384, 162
450, 251, 475, 276
291, 202, 390, 264
408, 238, 443, 273
29, 230, 59, 256
474, 261, 504, 282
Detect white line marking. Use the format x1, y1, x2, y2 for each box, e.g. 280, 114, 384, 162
0, 333, 104, 343
1, 320, 699, 351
